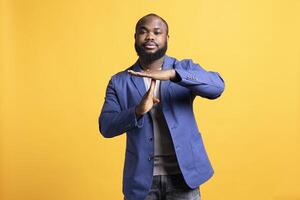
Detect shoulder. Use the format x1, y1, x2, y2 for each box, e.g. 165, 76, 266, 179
162, 55, 198, 69
109, 64, 134, 86
173, 57, 200, 70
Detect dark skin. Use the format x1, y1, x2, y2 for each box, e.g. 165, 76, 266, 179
128, 16, 177, 117
135, 15, 168, 70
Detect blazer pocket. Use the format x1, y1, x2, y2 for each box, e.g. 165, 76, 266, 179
190, 133, 211, 172
123, 150, 137, 178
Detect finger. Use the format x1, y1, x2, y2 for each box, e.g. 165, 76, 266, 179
153, 97, 160, 104
148, 79, 156, 95
127, 70, 139, 76
128, 70, 151, 78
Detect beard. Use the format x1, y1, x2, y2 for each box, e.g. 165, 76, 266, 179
134, 42, 168, 63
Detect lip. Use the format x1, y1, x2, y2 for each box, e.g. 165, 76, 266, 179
143, 42, 157, 49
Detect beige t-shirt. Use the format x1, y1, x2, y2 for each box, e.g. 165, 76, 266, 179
143, 77, 181, 175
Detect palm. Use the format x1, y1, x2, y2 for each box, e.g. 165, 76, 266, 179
128, 69, 175, 81
135, 79, 160, 116
140, 95, 154, 112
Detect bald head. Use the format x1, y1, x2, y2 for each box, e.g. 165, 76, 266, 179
135, 13, 169, 35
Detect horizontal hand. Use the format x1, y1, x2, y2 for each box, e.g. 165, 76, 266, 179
128, 69, 177, 81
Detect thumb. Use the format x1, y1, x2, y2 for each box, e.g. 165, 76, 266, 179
153, 97, 160, 105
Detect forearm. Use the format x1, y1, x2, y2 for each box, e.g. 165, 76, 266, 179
99, 78, 144, 138
99, 106, 144, 138
173, 60, 225, 99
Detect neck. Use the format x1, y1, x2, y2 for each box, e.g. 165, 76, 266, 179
139, 56, 165, 71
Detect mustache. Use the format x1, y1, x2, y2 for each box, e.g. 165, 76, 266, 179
143, 41, 158, 46
134, 42, 168, 63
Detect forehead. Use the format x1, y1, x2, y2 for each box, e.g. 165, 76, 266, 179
137, 16, 167, 30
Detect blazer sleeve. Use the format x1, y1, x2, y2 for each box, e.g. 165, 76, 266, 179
98, 77, 144, 138
173, 59, 225, 99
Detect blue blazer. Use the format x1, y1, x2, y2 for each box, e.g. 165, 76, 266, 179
99, 55, 225, 200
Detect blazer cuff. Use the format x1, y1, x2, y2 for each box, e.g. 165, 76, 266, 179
172, 68, 200, 85
131, 107, 144, 128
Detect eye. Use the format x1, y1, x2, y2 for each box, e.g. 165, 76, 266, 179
138, 29, 147, 34
154, 31, 162, 35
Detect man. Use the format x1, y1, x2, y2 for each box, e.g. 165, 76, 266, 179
99, 13, 225, 200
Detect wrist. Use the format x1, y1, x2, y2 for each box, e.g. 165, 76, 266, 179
169, 69, 176, 81
135, 105, 143, 118
170, 69, 180, 82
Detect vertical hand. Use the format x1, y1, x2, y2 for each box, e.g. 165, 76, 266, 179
135, 79, 160, 117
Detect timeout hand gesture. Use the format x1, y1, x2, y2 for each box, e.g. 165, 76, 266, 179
129, 69, 179, 117
128, 69, 176, 81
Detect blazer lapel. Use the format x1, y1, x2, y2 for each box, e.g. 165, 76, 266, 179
130, 60, 147, 97
160, 56, 175, 102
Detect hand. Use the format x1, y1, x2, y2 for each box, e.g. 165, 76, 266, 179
128, 69, 177, 81
135, 79, 160, 117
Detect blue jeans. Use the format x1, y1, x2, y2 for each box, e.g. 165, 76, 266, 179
144, 174, 201, 200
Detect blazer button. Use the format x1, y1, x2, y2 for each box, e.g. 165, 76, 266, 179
171, 125, 177, 129
149, 137, 153, 142
164, 107, 170, 111
148, 155, 153, 161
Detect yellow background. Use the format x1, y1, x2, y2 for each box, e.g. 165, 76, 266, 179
1, 0, 299, 199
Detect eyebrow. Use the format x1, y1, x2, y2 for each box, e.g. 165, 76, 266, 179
138, 26, 162, 31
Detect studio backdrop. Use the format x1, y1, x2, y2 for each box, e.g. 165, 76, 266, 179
1, 0, 299, 200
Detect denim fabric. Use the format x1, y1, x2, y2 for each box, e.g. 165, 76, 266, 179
124, 174, 201, 200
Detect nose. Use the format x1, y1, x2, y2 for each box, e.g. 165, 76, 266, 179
145, 32, 154, 40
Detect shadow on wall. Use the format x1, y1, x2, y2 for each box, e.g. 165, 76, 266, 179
273, 197, 300, 200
